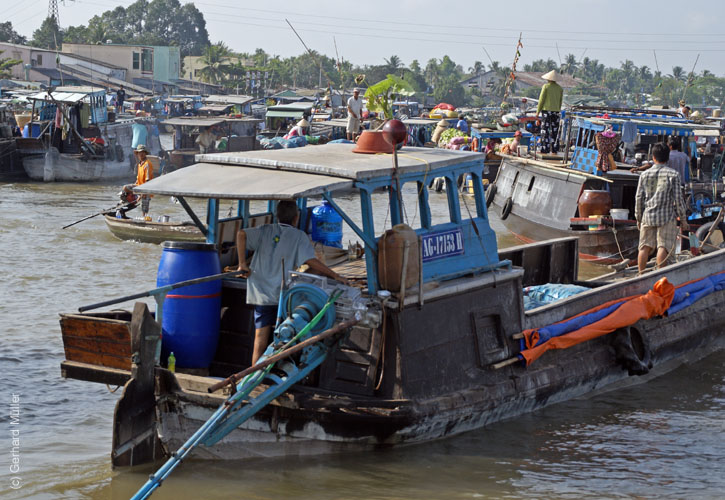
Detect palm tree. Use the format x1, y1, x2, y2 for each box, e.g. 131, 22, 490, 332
385, 55, 402, 72
469, 60, 484, 75
671, 66, 685, 81
424, 58, 439, 88
562, 53, 578, 75
199, 42, 232, 84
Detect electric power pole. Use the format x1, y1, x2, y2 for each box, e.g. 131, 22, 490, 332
48, 0, 59, 23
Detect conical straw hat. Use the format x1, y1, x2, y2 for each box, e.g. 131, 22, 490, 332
541, 70, 559, 82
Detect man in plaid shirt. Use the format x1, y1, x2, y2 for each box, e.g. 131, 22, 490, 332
635, 142, 689, 274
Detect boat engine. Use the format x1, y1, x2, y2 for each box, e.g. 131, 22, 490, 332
272, 272, 382, 349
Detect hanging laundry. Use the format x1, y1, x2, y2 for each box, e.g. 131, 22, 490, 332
622, 120, 637, 144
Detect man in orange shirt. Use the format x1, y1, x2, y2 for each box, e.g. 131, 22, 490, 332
122, 144, 154, 220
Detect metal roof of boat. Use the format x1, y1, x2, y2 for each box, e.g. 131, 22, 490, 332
199, 104, 233, 112
161, 117, 227, 127
195, 143, 484, 181
267, 102, 315, 111
28, 88, 101, 103
204, 95, 255, 105
134, 163, 352, 199
134, 144, 484, 198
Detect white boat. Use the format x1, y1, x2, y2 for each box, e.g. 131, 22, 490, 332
17, 86, 161, 182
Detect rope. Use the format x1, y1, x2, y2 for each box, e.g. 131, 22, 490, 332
610, 225, 627, 262
105, 384, 121, 393
460, 192, 498, 288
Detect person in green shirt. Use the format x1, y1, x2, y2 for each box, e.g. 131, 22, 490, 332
536, 70, 564, 154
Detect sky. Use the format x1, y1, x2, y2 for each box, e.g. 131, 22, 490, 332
4, 0, 725, 76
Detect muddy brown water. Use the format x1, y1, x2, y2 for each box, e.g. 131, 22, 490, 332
1, 179, 723, 499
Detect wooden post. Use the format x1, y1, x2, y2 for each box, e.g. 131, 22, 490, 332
399, 240, 411, 311
563, 115, 573, 164
111, 302, 163, 467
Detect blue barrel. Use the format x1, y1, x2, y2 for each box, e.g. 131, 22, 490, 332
311, 200, 343, 248
157, 242, 221, 369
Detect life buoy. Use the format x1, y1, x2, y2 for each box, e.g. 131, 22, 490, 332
471, 137, 479, 152
485, 183, 497, 208
500, 196, 513, 220
695, 220, 725, 252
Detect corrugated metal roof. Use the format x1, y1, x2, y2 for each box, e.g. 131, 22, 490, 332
197, 144, 485, 181
28, 90, 94, 103
268, 102, 315, 111
204, 95, 255, 105
134, 163, 352, 199
266, 110, 304, 118
161, 117, 226, 127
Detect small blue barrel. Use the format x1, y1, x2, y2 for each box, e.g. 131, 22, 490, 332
311, 200, 343, 248
157, 242, 221, 369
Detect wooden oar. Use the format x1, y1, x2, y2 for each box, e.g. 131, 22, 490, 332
62, 202, 132, 229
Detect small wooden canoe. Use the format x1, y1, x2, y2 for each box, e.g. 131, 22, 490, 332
104, 215, 205, 244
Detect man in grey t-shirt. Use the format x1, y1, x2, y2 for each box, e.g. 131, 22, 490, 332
236, 201, 346, 364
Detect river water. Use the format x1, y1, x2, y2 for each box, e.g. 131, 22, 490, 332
1, 178, 724, 499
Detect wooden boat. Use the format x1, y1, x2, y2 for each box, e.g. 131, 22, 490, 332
162, 116, 262, 170
57, 144, 725, 481
17, 87, 162, 182
103, 215, 205, 244
489, 110, 722, 264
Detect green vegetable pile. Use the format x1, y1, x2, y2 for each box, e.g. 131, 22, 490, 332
438, 128, 467, 147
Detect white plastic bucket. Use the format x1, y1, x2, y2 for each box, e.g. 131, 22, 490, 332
610, 208, 629, 220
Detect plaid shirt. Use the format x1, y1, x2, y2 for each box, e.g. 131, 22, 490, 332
635, 163, 687, 226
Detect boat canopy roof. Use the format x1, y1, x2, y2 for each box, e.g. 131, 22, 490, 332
28, 87, 105, 103
581, 116, 720, 137
195, 144, 484, 181
161, 117, 226, 127
205, 95, 255, 106
134, 163, 352, 199
199, 104, 233, 112
134, 144, 484, 197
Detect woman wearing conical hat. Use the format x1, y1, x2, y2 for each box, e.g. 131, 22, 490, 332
536, 70, 564, 154
284, 118, 310, 140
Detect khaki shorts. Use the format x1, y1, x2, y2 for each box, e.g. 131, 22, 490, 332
347, 116, 360, 134
638, 220, 678, 251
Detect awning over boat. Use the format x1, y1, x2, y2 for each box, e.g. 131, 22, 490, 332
196, 143, 485, 181
134, 163, 353, 199
205, 95, 255, 106
199, 104, 233, 113
28, 90, 94, 103
266, 110, 305, 119
161, 117, 226, 127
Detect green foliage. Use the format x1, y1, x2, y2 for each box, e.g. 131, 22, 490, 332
30, 17, 63, 50
0, 50, 22, 78
433, 75, 466, 107
364, 74, 415, 120
0, 21, 26, 44
198, 42, 231, 84
56, 0, 210, 57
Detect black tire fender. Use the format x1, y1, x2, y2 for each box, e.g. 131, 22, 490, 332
485, 183, 497, 208
501, 196, 513, 220
695, 220, 725, 251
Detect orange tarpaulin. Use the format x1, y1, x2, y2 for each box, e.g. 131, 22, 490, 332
520, 278, 675, 366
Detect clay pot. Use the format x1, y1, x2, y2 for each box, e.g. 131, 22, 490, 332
352, 130, 393, 154
578, 189, 612, 217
